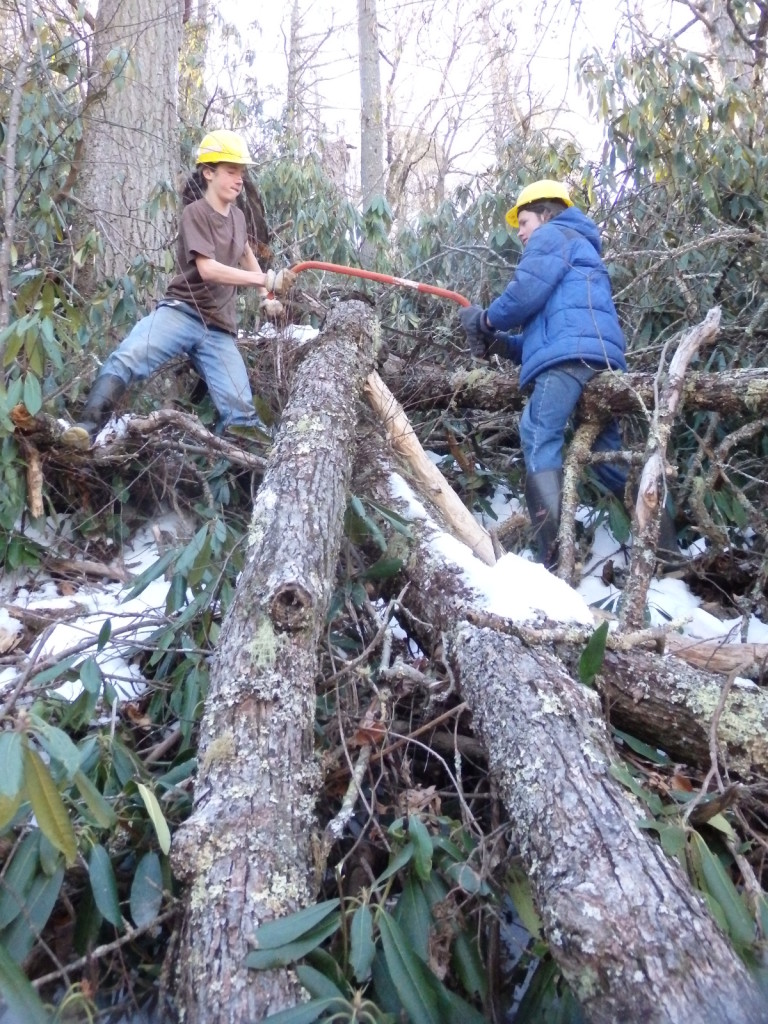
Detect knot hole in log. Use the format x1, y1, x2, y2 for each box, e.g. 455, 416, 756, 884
270, 582, 314, 630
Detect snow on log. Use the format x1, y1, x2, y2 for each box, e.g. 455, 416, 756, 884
171, 301, 377, 1024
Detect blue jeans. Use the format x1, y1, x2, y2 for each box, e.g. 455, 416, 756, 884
519, 362, 627, 496
98, 302, 261, 428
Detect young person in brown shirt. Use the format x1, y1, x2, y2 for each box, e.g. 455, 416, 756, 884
62, 129, 294, 448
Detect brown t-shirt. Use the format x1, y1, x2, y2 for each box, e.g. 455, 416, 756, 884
164, 198, 248, 335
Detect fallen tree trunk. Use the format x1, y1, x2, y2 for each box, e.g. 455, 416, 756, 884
596, 645, 768, 779
380, 355, 768, 419
171, 301, 377, 1024
369, 465, 765, 1024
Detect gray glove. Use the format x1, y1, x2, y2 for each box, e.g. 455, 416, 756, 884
459, 304, 494, 357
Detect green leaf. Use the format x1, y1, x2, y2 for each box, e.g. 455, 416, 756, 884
96, 618, 112, 651
243, 913, 342, 969
122, 548, 177, 602
28, 715, 82, 778
130, 851, 164, 928
79, 656, 103, 695
452, 930, 487, 1001
88, 844, 124, 929
703, 813, 738, 841
295, 963, 347, 1001
137, 783, 171, 855
609, 760, 663, 815
0, 792, 23, 832
348, 495, 387, 552
578, 620, 609, 686
377, 911, 443, 1024
436, 984, 488, 1024
0, 732, 24, 798
408, 815, 433, 881
506, 867, 542, 941
22, 373, 42, 416
444, 861, 489, 896
639, 819, 687, 863
612, 728, 670, 765
393, 874, 431, 960
2, 865, 64, 963
26, 653, 81, 690
260, 998, 344, 1024
362, 557, 403, 581
0, 943, 52, 1024
249, 899, 340, 950
375, 842, 414, 884
349, 904, 375, 983
23, 747, 77, 865
73, 770, 117, 829
0, 832, 40, 929
689, 832, 755, 947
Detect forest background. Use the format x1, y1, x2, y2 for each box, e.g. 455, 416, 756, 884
1, 0, 768, 1023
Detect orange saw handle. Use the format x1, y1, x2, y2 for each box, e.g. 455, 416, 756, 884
288, 260, 471, 307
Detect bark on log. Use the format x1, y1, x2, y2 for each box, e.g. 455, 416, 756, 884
171, 301, 377, 1024
380, 356, 768, 419
597, 646, 768, 778
367, 465, 765, 1024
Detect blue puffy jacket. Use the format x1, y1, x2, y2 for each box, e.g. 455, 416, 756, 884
485, 207, 626, 389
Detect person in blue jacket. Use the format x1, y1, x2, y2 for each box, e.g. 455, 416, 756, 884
459, 179, 629, 568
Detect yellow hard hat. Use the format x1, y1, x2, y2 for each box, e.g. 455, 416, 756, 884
505, 179, 573, 228
196, 129, 254, 166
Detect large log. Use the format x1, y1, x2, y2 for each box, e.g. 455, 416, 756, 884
368, 466, 765, 1024
597, 645, 768, 778
171, 301, 377, 1023
380, 355, 768, 419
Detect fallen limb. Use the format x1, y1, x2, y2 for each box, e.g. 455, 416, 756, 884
365, 370, 495, 565
621, 308, 722, 630
379, 356, 768, 420
597, 647, 768, 779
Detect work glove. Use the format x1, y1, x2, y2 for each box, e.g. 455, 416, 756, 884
459, 304, 494, 358
264, 268, 298, 295
262, 297, 285, 320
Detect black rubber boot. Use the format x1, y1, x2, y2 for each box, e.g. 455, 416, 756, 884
60, 374, 128, 450
525, 469, 563, 570
657, 507, 681, 561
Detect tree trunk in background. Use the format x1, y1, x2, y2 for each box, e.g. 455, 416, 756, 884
76, 0, 183, 297
179, 0, 211, 128
364, 465, 765, 1024
171, 301, 377, 1024
285, 0, 304, 146
0, 0, 31, 337
357, 0, 384, 267
697, 0, 761, 92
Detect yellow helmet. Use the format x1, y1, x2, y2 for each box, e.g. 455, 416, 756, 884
505, 179, 573, 228
196, 129, 254, 166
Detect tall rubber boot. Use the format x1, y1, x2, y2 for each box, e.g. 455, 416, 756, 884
60, 374, 128, 450
525, 469, 563, 570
